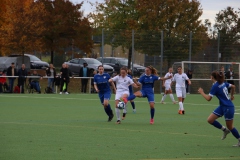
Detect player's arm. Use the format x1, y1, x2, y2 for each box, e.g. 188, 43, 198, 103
133, 78, 141, 86
198, 87, 212, 101
187, 79, 191, 85
160, 75, 172, 81
94, 83, 99, 92
110, 81, 116, 93
230, 84, 235, 100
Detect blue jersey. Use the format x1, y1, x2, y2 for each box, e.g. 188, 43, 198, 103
209, 82, 234, 107
127, 74, 133, 94
138, 74, 160, 93
94, 73, 111, 93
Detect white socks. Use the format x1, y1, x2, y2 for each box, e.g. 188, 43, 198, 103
115, 108, 121, 120
161, 94, 167, 102
170, 94, 175, 102
123, 104, 127, 114
162, 94, 175, 102
179, 102, 184, 110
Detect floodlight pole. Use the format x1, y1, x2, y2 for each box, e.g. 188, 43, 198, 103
101, 29, 104, 63
160, 30, 163, 93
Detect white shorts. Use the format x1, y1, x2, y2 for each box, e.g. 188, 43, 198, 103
115, 91, 129, 100
176, 87, 186, 98
164, 84, 171, 90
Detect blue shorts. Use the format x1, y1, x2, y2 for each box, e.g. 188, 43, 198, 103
140, 90, 154, 103
213, 106, 235, 121
98, 92, 111, 104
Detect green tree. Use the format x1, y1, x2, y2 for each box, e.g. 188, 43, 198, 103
90, 0, 207, 67
214, 7, 240, 61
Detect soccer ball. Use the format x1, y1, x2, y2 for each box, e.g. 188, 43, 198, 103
117, 101, 125, 109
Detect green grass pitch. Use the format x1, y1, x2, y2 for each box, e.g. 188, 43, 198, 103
0, 93, 239, 160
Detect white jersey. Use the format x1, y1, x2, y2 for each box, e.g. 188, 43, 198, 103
173, 73, 189, 88
164, 72, 173, 84
111, 75, 134, 92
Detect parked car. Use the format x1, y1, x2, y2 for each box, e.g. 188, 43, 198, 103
97, 57, 145, 76
65, 58, 114, 76
9, 54, 49, 69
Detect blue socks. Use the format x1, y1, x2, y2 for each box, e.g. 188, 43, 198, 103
128, 95, 136, 101
150, 108, 155, 119
211, 120, 222, 129
131, 102, 135, 109
104, 104, 112, 116
230, 128, 240, 139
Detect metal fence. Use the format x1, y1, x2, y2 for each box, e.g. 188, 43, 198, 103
92, 29, 240, 76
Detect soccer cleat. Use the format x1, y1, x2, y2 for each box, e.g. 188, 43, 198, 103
173, 101, 177, 104
65, 92, 69, 94
182, 110, 185, 115
108, 113, 114, 122
59, 92, 62, 94
133, 109, 136, 113
116, 120, 121, 124
122, 97, 128, 104
122, 113, 126, 120
160, 101, 166, 104
178, 110, 183, 115
150, 118, 154, 124
232, 140, 240, 147
221, 129, 230, 140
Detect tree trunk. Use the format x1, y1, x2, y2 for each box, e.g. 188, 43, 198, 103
51, 50, 54, 64
128, 46, 132, 69
21, 51, 24, 64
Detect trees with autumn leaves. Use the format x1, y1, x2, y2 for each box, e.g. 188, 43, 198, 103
0, 0, 93, 64
89, 0, 208, 67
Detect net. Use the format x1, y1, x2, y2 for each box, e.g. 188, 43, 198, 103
172, 61, 240, 94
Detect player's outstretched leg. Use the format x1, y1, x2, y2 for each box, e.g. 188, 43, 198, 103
122, 104, 127, 120
130, 101, 136, 113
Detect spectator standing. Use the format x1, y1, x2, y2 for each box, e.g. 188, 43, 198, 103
226, 67, 234, 93
30, 70, 42, 93
65, 64, 73, 93
186, 70, 192, 94
7, 62, 17, 93
18, 64, 28, 93
59, 63, 69, 94
0, 70, 9, 93
46, 64, 56, 92
220, 66, 226, 79
79, 62, 90, 93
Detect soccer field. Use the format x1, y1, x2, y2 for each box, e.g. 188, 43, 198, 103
0, 94, 239, 160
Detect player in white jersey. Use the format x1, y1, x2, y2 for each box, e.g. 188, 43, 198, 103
172, 66, 191, 115
161, 68, 177, 104
109, 67, 138, 124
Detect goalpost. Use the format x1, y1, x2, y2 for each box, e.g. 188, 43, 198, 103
172, 61, 240, 94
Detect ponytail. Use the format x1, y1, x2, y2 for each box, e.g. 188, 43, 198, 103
211, 71, 224, 84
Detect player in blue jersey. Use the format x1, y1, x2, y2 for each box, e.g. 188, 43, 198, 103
123, 66, 172, 124
198, 71, 240, 147
94, 65, 116, 122
127, 69, 136, 113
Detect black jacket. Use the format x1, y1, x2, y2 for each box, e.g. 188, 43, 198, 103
18, 68, 28, 81
7, 66, 18, 78
79, 67, 90, 77
46, 68, 56, 78
60, 68, 69, 80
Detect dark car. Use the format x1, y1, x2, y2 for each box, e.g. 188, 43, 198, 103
9, 54, 49, 69
97, 57, 145, 76
65, 58, 114, 76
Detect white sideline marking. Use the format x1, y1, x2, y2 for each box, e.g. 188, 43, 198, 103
0, 121, 216, 138
0, 95, 239, 108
